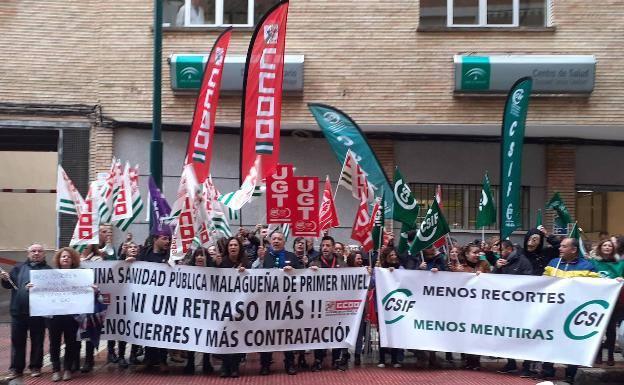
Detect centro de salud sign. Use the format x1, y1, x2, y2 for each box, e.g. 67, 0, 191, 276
169, 54, 304, 93
454, 55, 595, 95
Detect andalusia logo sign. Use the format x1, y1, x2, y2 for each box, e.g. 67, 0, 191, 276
461, 56, 490, 91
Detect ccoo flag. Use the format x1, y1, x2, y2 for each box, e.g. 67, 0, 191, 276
392, 167, 419, 226
476, 171, 496, 228
186, 28, 233, 183
500, 77, 532, 240
409, 199, 450, 255
239, 0, 289, 184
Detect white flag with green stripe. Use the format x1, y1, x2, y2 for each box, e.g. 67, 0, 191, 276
56, 165, 84, 215
115, 164, 144, 231
97, 159, 119, 224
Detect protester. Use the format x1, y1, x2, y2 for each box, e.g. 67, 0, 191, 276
310, 236, 348, 372
493, 240, 534, 376
181, 248, 215, 375
251, 239, 269, 269
137, 232, 171, 372
417, 245, 446, 367
47, 248, 82, 382
447, 245, 462, 271
292, 237, 309, 267
589, 238, 624, 366
452, 243, 489, 370
216, 237, 249, 378
1, 244, 51, 384
305, 238, 320, 261
539, 237, 600, 382
259, 231, 302, 375
346, 250, 367, 366
377, 247, 403, 368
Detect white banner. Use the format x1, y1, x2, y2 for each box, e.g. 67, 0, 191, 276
375, 268, 622, 367
30, 269, 94, 316
87, 262, 369, 354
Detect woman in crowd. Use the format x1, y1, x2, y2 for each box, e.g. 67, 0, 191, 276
417, 246, 446, 367
77, 244, 103, 373
346, 250, 367, 366
48, 248, 82, 382
216, 237, 249, 378
452, 243, 490, 370
182, 248, 215, 375
447, 245, 463, 271
292, 237, 309, 267
589, 238, 624, 365
377, 247, 403, 368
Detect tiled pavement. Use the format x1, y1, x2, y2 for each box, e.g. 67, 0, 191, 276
1, 323, 622, 385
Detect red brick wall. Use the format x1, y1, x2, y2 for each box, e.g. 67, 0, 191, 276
545, 145, 576, 231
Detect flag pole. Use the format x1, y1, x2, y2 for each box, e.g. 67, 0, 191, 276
333, 151, 350, 201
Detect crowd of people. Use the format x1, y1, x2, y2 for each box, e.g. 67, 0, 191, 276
1, 224, 623, 384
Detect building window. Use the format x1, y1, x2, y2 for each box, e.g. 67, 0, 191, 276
408, 183, 530, 231
576, 191, 606, 234
164, 0, 278, 28
419, 0, 548, 28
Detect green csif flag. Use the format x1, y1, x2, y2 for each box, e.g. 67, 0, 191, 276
308, 103, 393, 216
409, 199, 450, 254
536, 208, 543, 227
500, 77, 532, 240
569, 222, 587, 257
372, 194, 385, 251
392, 167, 420, 226
546, 192, 573, 229
397, 221, 417, 255
476, 171, 496, 228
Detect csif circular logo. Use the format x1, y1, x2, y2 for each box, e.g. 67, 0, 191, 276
323, 111, 341, 125
417, 208, 440, 242
563, 300, 610, 340
381, 288, 415, 324
512, 89, 525, 105
394, 179, 417, 210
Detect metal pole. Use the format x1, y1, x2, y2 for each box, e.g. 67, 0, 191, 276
151, 0, 163, 190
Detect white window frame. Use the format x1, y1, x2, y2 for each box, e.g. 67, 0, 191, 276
181, 0, 256, 27
447, 0, 520, 27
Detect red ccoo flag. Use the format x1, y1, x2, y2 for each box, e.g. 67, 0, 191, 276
351, 198, 378, 252
319, 176, 339, 231
186, 28, 233, 183
239, 0, 289, 184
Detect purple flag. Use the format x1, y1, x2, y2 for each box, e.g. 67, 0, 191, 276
148, 176, 172, 236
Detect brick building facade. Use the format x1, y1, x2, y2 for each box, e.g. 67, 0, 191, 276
1, 1, 623, 250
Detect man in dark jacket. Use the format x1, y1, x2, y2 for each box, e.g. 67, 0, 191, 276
1, 244, 51, 383
260, 231, 301, 375
522, 227, 560, 276
309, 236, 347, 372
136, 232, 171, 372
494, 240, 534, 376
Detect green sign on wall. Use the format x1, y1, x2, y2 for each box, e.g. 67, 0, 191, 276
461, 56, 491, 91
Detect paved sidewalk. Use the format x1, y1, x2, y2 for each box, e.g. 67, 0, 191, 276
1, 323, 622, 385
